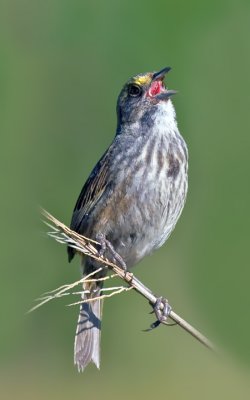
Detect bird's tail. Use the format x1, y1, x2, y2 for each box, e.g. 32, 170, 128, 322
74, 277, 103, 372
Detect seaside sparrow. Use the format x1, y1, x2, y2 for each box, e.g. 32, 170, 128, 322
68, 67, 188, 371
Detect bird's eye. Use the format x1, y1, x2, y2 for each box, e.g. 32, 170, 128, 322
128, 84, 142, 97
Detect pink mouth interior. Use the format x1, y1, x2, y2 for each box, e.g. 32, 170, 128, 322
148, 80, 165, 97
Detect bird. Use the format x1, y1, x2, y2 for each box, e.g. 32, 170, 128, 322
68, 67, 188, 372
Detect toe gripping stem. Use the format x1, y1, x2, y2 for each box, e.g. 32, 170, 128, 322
96, 233, 127, 272
145, 297, 172, 332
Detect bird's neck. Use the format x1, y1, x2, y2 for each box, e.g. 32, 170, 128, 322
116, 100, 178, 140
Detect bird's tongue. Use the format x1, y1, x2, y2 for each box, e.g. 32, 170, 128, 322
148, 81, 163, 97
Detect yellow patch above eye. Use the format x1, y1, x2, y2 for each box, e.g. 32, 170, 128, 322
134, 74, 151, 86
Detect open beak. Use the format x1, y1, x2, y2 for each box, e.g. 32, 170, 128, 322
151, 66, 177, 100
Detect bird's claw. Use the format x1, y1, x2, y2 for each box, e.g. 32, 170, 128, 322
144, 297, 172, 332
96, 233, 127, 273
154, 296, 171, 322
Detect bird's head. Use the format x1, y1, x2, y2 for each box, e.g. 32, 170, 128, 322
116, 67, 177, 128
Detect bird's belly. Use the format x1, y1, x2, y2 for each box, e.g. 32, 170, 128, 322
103, 170, 187, 268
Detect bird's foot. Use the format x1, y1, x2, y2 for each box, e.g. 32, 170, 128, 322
96, 233, 127, 272
144, 297, 172, 331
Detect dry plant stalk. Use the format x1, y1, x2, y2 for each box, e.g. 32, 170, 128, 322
37, 208, 215, 352
28, 267, 133, 313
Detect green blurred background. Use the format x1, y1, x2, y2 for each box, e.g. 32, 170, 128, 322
1, 0, 250, 398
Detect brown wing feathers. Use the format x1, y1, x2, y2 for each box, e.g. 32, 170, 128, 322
68, 151, 110, 262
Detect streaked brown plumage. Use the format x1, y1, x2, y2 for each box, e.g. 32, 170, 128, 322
68, 67, 188, 371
